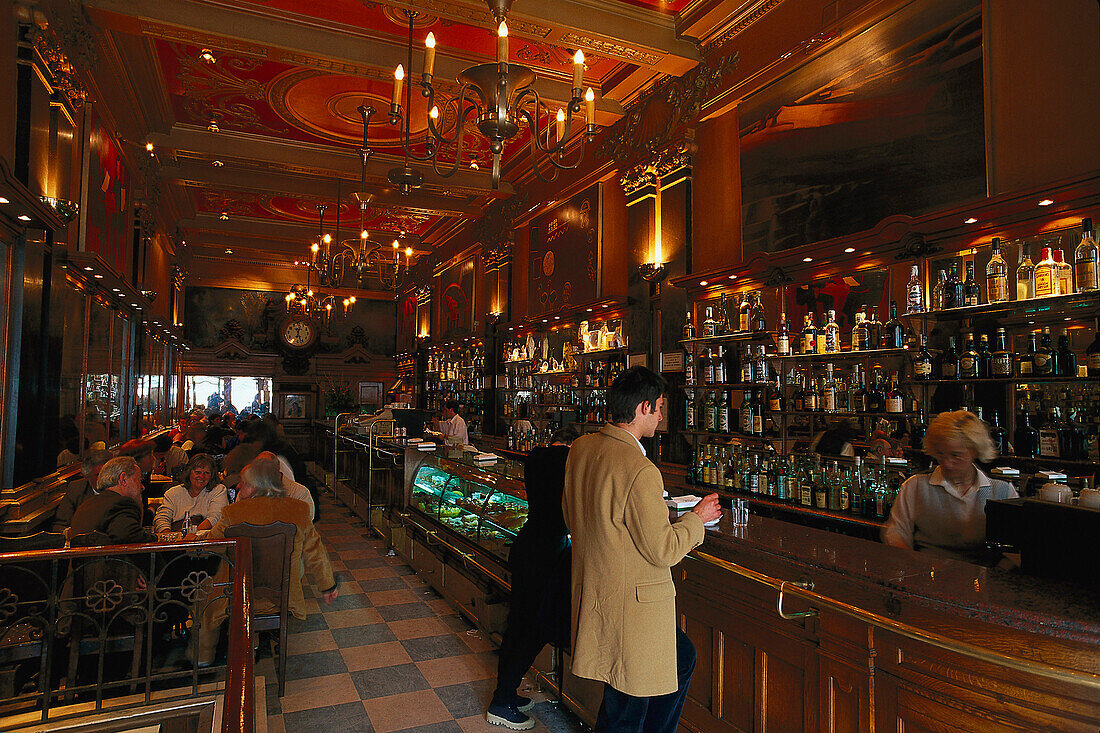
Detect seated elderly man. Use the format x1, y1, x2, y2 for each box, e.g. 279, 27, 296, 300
70, 456, 156, 545
52, 448, 113, 533
190, 454, 337, 666
222, 444, 315, 520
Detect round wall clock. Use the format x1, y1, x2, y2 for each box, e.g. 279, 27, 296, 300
280, 318, 317, 350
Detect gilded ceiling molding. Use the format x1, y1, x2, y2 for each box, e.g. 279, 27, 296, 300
40, 0, 98, 72
557, 33, 661, 66
28, 21, 88, 106
702, 0, 785, 56
366, 0, 552, 37
598, 51, 737, 168
483, 235, 512, 273
171, 265, 187, 290
619, 142, 693, 198
140, 24, 270, 59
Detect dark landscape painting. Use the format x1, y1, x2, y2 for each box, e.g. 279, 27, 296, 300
739, 0, 985, 255
184, 286, 396, 355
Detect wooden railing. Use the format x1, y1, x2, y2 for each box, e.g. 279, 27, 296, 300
0, 539, 254, 732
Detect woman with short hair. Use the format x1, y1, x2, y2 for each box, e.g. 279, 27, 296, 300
153, 453, 228, 534
882, 410, 1017, 560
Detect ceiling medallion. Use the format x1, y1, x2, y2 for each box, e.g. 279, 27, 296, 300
379, 1, 598, 191
381, 6, 439, 29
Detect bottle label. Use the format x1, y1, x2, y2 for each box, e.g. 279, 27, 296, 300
1077, 260, 1099, 290
769, 398, 782, 411
964, 293, 979, 306
907, 288, 923, 313
942, 363, 957, 378
988, 276, 1008, 302
815, 489, 827, 509
1033, 353, 1051, 373
1018, 360, 1032, 375
805, 394, 818, 411
840, 490, 850, 511
685, 363, 695, 385
886, 397, 903, 413
803, 334, 814, 353
914, 361, 932, 377
718, 409, 729, 433
1089, 353, 1100, 370
777, 335, 790, 355
741, 411, 752, 433
753, 415, 763, 434
1035, 268, 1055, 297
960, 357, 977, 376
992, 356, 1011, 376
686, 406, 695, 429
739, 314, 751, 332
800, 485, 811, 506
824, 388, 836, 412
825, 331, 838, 352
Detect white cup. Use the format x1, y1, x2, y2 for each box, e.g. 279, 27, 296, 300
1078, 488, 1100, 509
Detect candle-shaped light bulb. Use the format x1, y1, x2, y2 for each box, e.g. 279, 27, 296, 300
392, 240, 399, 249
405, 246, 413, 257
429, 105, 439, 120
392, 64, 404, 106
349, 296, 356, 304
555, 108, 566, 142
322, 233, 332, 244
572, 49, 585, 89
497, 21, 508, 63
326, 303, 332, 311
424, 33, 436, 77
311, 242, 319, 253
360, 229, 368, 239
307, 289, 314, 297
585, 87, 595, 122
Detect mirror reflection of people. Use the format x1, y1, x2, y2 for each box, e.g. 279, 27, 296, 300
487, 427, 579, 729
882, 410, 1018, 561
809, 419, 857, 458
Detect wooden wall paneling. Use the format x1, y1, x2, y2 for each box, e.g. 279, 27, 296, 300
511, 224, 530, 323
0, 7, 16, 167
984, 0, 1100, 196
599, 179, 628, 302
692, 109, 742, 274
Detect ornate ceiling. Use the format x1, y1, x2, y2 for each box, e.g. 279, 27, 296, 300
72, 0, 731, 293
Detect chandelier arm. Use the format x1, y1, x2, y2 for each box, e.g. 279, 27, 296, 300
429, 101, 478, 179
515, 90, 579, 158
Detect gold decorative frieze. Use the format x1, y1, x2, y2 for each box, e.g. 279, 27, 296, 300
619, 143, 692, 197
140, 24, 269, 59
558, 32, 661, 66
703, 0, 784, 55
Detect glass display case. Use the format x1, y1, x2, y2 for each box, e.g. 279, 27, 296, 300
408, 455, 529, 563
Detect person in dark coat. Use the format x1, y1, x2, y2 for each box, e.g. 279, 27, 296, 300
70, 456, 156, 545
52, 448, 113, 533
487, 427, 578, 730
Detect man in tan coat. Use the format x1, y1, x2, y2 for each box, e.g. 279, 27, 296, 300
563, 366, 720, 732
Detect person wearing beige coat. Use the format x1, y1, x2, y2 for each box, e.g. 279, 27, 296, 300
563, 366, 720, 732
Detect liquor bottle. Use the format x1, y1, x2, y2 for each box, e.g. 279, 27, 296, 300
1016, 242, 1036, 301
931, 270, 948, 310
960, 333, 979, 378
702, 306, 718, 338
885, 372, 904, 414
717, 390, 730, 433
702, 390, 717, 432
911, 409, 928, 452
911, 334, 934, 380
813, 461, 828, 510
846, 365, 862, 412
804, 376, 820, 413
938, 336, 960, 380
741, 345, 755, 384
868, 306, 882, 349
1013, 408, 1039, 457
1034, 327, 1056, 376
802, 313, 818, 355
767, 376, 784, 412
1054, 249, 1073, 295
682, 310, 695, 340
718, 294, 732, 336
751, 292, 767, 332
776, 313, 790, 356
823, 309, 841, 354
977, 334, 992, 379
1056, 329, 1076, 377
791, 373, 806, 411
991, 328, 1013, 378
835, 368, 851, 413
851, 311, 867, 351
883, 301, 905, 349
1088, 326, 1100, 378
823, 363, 838, 413
1017, 331, 1038, 377
1074, 217, 1099, 292
1035, 246, 1057, 297
751, 390, 764, 436
986, 237, 1009, 303
739, 390, 752, 434
905, 264, 924, 314
738, 292, 752, 332
867, 368, 886, 412
714, 346, 727, 384
963, 261, 981, 306
946, 262, 963, 308
752, 345, 769, 384
798, 459, 813, 507
852, 366, 869, 413
989, 411, 1009, 456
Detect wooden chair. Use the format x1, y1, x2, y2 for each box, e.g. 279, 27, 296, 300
223, 521, 296, 696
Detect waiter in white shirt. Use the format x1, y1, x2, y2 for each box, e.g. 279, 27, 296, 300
433, 399, 469, 446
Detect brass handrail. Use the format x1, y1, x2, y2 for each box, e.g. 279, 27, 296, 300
688, 551, 1100, 691
366, 419, 398, 517
400, 513, 510, 590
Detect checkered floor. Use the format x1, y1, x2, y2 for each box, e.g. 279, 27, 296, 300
261, 491, 587, 733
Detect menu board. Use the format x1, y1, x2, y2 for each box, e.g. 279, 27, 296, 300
528, 185, 599, 317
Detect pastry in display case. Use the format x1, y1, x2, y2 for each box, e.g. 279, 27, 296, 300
408, 456, 529, 562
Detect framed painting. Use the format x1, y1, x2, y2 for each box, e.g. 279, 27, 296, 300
281, 392, 311, 421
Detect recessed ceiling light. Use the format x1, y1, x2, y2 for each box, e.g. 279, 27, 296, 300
728, 275, 736, 280
964, 217, 978, 224
220, 212, 229, 220
212, 160, 223, 167
1038, 199, 1054, 206
844, 247, 855, 253
18, 214, 31, 221
93, 274, 103, 279
699, 281, 708, 286
554, 316, 560, 320
224, 248, 233, 254
803, 257, 813, 262
84, 266, 94, 271
0, 197, 8, 204
208, 119, 220, 133
112, 288, 121, 292
586, 308, 592, 312
602, 304, 608, 308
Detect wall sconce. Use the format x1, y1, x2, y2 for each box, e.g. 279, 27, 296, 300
486, 311, 503, 326
638, 262, 668, 282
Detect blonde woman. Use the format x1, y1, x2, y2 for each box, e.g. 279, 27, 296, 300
882, 410, 1017, 559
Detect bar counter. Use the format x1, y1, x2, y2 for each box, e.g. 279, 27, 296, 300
675, 513, 1100, 731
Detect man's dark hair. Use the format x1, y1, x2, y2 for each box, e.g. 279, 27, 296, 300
551, 427, 580, 445
443, 399, 460, 413
607, 366, 666, 424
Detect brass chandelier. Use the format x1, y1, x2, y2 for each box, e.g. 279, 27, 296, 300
383, 0, 597, 191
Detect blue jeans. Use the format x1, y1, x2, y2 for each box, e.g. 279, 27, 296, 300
594, 628, 697, 733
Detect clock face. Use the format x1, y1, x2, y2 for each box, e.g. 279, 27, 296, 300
282, 319, 315, 348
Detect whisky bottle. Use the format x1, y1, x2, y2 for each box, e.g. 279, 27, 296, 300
1016, 242, 1035, 300
702, 306, 718, 338
931, 270, 948, 310
776, 313, 791, 356
1035, 246, 1057, 297
1074, 217, 1099, 292
823, 309, 841, 354
868, 306, 882, 348
702, 390, 717, 432
1056, 329, 1077, 377
684, 346, 696, 386
960, 333, 979, 378
905, 264, 924, 314
823, 363, 838, 413
802, 313, 818, 355
1013, 408, 1039, 457
1017, 331, 1038, 377
717, 390, 730, 433
938, 336, 960, 380
885, 372, 904, 414
1033, 327, 1056, 376
986, 237, 1009, 303
682, 310, 695, 340
977, 334, 992, 378
751, 292, 767, 332
946, 262, 963, 308
883, 301, 905, 349
1054, 249, 1073, 295
963, 261, 981, 306
767, 376, 784, 412
989, 410, 1009, 456
911, 334, 934, 380
851, 310, 867, 351
991, 328, 1012, 377
738, 292, 752, 332
752, 345, 769, 384
714, 346, 727, 384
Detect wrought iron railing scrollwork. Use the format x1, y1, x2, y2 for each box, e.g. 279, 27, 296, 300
0, 540, 254, 731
